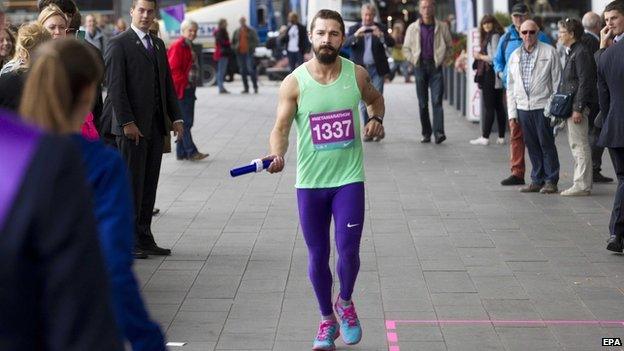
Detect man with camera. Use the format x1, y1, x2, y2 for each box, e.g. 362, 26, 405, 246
347, 3, 394, 141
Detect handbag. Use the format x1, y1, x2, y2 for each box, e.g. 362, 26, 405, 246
549, 92, 574, 118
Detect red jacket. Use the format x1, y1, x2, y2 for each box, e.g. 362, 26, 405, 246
167, 37, 193, 99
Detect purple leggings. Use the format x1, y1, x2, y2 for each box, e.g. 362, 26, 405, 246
296, 182, 365, 316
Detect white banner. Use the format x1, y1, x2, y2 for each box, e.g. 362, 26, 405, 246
466, 27, 480, 122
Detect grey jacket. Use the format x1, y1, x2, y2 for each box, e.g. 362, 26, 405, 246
403, 19, 452, 68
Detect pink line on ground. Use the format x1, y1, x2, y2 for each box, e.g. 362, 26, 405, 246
385, 320, 396, 330
388, 346, 400, 351
386, 332, 398, 343
389, 319, 624, 325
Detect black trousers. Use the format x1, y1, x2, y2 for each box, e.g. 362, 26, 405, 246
588, 105, 606, 173
480, 76, 506, 138
608, 147, 624, 238
116, 123, 164, 247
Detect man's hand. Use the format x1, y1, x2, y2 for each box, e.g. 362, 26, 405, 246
355, 26, 369, 37
571, 111, 583, 124
509, 118, 518, 125
123, 122, 143, 145
601, 25, 614, 48
364, 119, 384, 139
372, 26, 383, 38
263, 154, 284, 174
172, 121, 184, 140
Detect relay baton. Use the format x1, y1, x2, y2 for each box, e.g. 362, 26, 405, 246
230, 158, 273, 177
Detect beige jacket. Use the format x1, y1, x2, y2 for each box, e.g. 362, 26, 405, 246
506, 41, 561, 119
402, 19, 452, 68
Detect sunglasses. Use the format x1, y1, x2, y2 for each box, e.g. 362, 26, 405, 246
521, 30, 536, 35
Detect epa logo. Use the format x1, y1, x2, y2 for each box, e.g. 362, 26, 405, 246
602, 338, 622, 346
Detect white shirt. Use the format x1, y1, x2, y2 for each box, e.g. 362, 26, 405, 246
287, 25, 299, 52
614, 32, 624, 44
131, 23, 152, 50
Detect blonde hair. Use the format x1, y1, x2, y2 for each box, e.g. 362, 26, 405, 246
20, 38, 103, 133
14, 22, 51, 67
37, 4, 68, 27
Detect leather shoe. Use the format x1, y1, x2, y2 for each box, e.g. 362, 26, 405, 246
540, 182, 558, 194
133, 248, 148, 259
189, 152, 209, 161
435, 134, 446, 144
520, 183, 543, 193
607, 235, 623, 253
420, 136, 431, 143
139, 243, 171, 256
593, 172, 614, 183
501, 175, 525, 186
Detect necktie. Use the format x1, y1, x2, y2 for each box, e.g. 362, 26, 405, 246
145, 34, 154, 53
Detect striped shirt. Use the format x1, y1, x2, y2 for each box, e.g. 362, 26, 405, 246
520, 46, 537, 95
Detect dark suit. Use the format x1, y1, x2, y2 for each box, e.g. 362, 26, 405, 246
0, 114, 122, 351
597, 40, 624, 239
103, 27, 181, 248
346, 22, 394, 76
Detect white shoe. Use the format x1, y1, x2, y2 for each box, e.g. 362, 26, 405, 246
560, 187, 591, 196
469, 136, 489, 145
496, 137, 506, 145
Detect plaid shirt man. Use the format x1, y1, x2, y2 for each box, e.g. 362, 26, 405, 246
520, 46, 537, 95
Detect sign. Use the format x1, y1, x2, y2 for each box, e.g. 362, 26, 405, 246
466, 27, 480, 122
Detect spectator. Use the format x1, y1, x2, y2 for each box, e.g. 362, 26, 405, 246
347, 3, 394, 142
102, 0, 183, 259
388, 21, 411, 83
37, 0, 77, 22
507, 20, 561, 194
0, 23, 51, 111
0, 113, 123, 351
470, 14, 507, 146
232, 16, 259, 94
21, 37, 167, 351
581, 11, 614, 183
557, 18, 595, 196
282, 12, 309, 72
214, 18, 231, 94
494, 2, 552, 186
38, 4, 68, 40
597, 0, 624, 253
403, 0, 452, 144
168, 19, 209, 161
0, 27, 15, 68
85, 14, 105, 51
113, 18, 127, 36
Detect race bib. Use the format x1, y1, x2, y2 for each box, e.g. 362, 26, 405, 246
309, 109, 355, 151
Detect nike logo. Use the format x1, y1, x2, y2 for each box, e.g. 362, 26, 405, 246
343, 85, 351, 90
347, 223, 359, 228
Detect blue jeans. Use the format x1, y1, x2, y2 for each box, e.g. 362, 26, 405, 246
176, 87, 198, 159
236, 53, 258, 92
217, 57, 229, 92
359, 64, 384, 125
518, 109, 560, 185
287, 51, 303, 72
414, 60, 445, 137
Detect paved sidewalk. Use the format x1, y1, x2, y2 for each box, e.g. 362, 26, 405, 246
136, 78, 624, 351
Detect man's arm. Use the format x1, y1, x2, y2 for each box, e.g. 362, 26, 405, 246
506, 58, 518, 120
442, 22, 453, 62
545, 47, 562, 115
597, 58, 610, 120
493, 32, 507, 74
266, 74, 299, 173
355, 65, 385, 138
572, 49, 595, 113
346, 24, 363, 47
104, 38, 134, 126
402, 24, 416, 65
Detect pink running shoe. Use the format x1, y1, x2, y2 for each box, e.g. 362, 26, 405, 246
334, 298, 362, 345
312, 320, 340, 350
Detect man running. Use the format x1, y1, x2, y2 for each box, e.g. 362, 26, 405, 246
264, 9, 385, 351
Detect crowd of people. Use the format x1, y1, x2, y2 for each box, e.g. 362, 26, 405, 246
2, 0, 624, 350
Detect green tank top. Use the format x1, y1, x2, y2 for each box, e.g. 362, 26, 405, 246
292, 57, 365, 188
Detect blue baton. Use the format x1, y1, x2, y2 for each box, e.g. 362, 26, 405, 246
230, 159, 273, 177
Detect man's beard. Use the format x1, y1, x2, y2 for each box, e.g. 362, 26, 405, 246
314, 45, 340, 64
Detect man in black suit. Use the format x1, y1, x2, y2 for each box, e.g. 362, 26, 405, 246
103, 0, 183, 258
581, 11, 614, 184
0, 113, 123, 351
597, 1, 624, 252
347, 3, 394, 141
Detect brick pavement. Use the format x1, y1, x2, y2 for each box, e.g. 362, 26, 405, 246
135, 78, 624, 351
